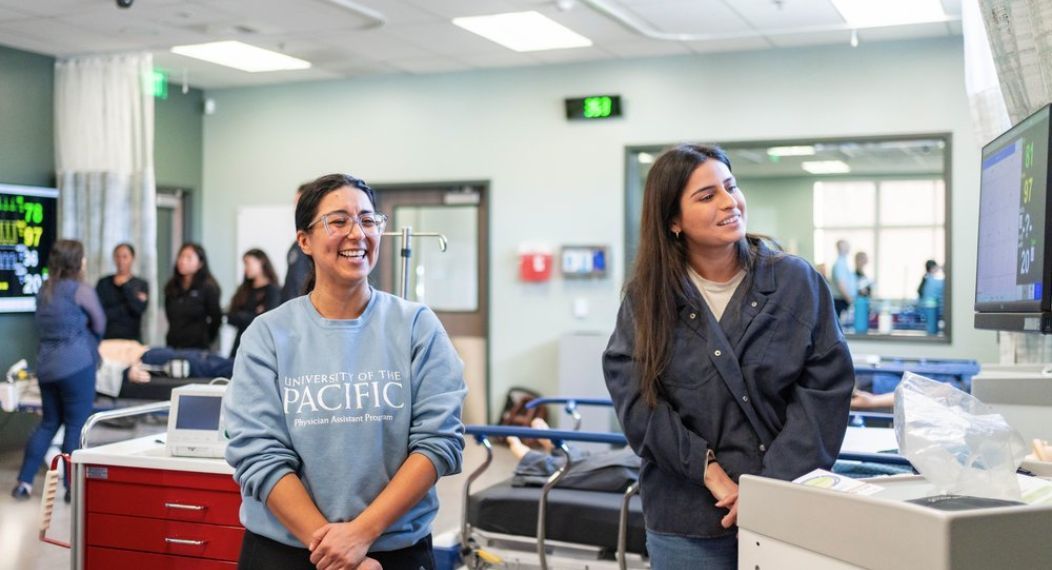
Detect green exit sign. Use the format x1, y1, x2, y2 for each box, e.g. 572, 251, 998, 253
152, 70, 168, 100
565, 95, 622, 121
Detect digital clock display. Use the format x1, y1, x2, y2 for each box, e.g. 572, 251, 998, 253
0, 184, 58, 312
565, 95, 622, 121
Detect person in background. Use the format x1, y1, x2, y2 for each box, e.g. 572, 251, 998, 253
227, 248, 281, 358
12, 239, 105, 503
164, 243, 222, 350
224, 173, 466, 570
831, 239, 857, 319
854, 251, 872, 298
604, 144, 853, 570
917, 259, 944, 302
96, 242, 148, 341
281, 183, 312, 303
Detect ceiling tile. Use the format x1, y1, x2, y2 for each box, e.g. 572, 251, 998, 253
196, 0, 377, 34
389, 55, 471, 74
687, 36, 771, 53
401, 0, 519, 19
538, 5, 643, 44
723, 0, 844, 31
530, 45, 615, 64
316, 28, 435, 61
627, 0, 752, 36
603, 38, 692, 58
459, 50, 540, 68
767, 28, 851, 48
384, 21, 509, 57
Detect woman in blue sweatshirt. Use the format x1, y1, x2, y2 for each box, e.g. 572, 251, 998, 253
604, 145, 853, 569
223, 173, 466, 570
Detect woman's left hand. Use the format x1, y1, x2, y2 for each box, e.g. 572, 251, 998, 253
715, 491, 739, 528
308, 521, 375, 570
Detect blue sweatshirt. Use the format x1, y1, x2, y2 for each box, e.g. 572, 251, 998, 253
223, 291, 466, 551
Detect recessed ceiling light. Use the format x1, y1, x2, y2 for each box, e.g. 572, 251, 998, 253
802, 160, 851, 174
767, 145, 816, 157
637, 152, 655, 164
452, 11, 592, 52
831, 0, 945, 27
170, 41, 311, 73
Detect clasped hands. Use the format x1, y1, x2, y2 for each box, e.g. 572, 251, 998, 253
308, 520, 383, 570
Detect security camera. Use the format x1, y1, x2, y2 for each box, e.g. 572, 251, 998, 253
116, 0, 133, 8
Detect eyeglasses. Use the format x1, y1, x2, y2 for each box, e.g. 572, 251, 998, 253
307, 212, 388, 237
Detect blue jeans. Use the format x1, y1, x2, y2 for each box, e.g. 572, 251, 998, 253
646, 530, 737, 570
17, 365, 96, 489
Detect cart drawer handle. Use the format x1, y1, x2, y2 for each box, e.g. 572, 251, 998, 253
165, 538, 206, 546
164, 502, 206, 511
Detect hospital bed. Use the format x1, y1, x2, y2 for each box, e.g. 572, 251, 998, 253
461, 398, 913, 570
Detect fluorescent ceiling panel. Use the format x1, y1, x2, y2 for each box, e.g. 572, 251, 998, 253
452, 11, 592, 52
170, 41, 311, 72
831, 0, 945, 27
802, 160, 851, 174
767, 145, 816, 157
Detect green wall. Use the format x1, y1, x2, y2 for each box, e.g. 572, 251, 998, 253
0, 45, 54, 373
155, 85, 204, 242
0, 47, 204, 450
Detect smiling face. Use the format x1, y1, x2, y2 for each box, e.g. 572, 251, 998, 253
297, 186, 381, 291
670, 159, 747, 254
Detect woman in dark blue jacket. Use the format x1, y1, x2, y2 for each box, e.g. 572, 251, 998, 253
604, 144, 853, 569
12, 239, 105, 502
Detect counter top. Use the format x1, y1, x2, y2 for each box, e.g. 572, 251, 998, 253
72, 434, 233, 475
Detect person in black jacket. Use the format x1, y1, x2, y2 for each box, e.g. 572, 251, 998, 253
603, 144, 853, 570
227, 248, 281, 357
96, 242, 148, 341
164, 242, 222, 350
281, 183, 313, 303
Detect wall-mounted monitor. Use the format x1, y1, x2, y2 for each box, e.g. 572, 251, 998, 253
0, 184, 58, 313
975, 104, 1052, 332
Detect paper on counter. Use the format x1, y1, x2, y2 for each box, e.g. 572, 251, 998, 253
793, 469, 884, 496
1018, 474, 1052, 505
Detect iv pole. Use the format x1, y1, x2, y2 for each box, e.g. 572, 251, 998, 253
382, 226, 448, 299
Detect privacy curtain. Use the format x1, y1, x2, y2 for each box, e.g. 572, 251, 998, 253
55, 52, 159, 343
979, 0, 1052, 123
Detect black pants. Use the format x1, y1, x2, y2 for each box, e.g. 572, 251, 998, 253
238, 530, 434, 570
834, 298, 849, 320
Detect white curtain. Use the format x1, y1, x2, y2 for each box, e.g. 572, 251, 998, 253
979, 0, 1052, 123
963, 0, 1012, 144
55, 53, 159, 344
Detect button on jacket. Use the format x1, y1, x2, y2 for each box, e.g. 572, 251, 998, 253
604, 245, 854, 538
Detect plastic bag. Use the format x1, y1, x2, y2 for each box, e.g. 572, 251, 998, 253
894, 371, 1027, 501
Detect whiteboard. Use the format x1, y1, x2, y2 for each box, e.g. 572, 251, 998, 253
235, 205, 296, 288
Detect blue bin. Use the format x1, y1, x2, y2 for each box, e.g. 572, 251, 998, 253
854, 357, 980, 395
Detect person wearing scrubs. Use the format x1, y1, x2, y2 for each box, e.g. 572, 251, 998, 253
223, 173, 466, 570
604, 144, 854, 569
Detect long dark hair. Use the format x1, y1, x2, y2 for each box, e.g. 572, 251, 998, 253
294, 173, 377, 294
626, 144, 769, 407
164, 242, 219, 297
230, 248, 279, 310
41, 239, 85, 302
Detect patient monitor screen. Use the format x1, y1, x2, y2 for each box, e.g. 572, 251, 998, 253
0, 184, 58, 313
976, 105, 1051, 311
175, 395, 223, 431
